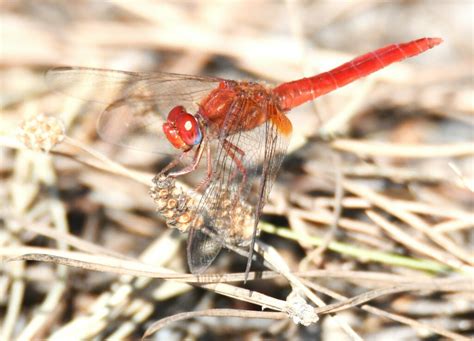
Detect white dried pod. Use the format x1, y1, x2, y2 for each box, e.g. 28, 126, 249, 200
17, 113, 65, 152
286, 295, 319, 326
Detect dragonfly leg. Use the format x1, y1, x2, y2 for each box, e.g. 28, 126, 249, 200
158, 151, 188, 176
168, 142, 205, 178
195, 143, 213, 192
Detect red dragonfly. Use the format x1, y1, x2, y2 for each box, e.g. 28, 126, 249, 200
47, 37, 442, 275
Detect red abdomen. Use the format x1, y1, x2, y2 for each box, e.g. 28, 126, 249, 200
273, 37, 442, 111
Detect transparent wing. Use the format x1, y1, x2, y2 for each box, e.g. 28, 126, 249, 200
47, 67, 222, 153
46, 67, 223, 103
187, 99, 292, 273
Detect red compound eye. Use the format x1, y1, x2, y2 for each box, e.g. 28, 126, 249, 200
163, 106, 202, 150
167, 105, 186, 123
176, 113, 202, 146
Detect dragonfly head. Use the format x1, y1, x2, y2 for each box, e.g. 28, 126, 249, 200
163, 105, 202, 151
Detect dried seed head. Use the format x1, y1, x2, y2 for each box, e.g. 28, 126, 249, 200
178, 212, 192, 224
167, 198, 177, 209
205, 188, 255, 246
286, 295, 319, 326
161, 210, 176, 219
155, 198, 168, 210
149, 174, 197, 233
149, 174, 256, 246
17, 113, 65, 152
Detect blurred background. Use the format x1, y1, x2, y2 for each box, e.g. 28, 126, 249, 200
1, 1, 473, 340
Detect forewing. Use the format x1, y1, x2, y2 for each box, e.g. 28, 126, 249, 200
95, 98, 178, 154
186, 99, 292, 273
46, 67, 223, 103
47, 67, 222, 153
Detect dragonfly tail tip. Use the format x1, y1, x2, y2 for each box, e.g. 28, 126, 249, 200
427, 37, 443, 47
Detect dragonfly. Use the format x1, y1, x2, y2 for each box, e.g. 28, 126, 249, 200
47, 37, 442, 275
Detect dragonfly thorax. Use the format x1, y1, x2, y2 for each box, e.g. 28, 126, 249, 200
199, 80, 275, 135
162, 105, 202, 151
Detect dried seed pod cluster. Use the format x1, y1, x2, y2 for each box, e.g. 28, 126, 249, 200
149, 175, 255, 246
149, 174, 197, 232
17, 113, 65, 152
205, 189, 255, 246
